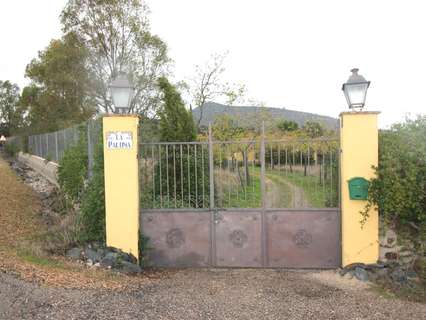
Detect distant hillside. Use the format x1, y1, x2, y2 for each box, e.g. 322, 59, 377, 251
192, 102, 338, 130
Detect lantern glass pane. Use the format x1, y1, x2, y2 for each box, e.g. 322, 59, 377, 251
111, 87, 131, 109
344, 83, 368, 108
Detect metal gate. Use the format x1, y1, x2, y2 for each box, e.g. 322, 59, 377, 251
139, 127, 340, 268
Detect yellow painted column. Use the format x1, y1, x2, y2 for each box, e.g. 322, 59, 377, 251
103, 115, 139, 259
340, 111, 379, 266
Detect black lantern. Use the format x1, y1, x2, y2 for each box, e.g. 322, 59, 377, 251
109, 72, 134, 114
342, 68, 370, 109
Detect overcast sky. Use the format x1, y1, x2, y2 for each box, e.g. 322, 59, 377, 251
1, 0, 425, 127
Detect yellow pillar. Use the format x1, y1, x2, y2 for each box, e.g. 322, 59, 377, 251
340, 111, 379, 266
103, 115, 139, 259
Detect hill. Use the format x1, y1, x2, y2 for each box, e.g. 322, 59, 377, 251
192, 102, 338, 130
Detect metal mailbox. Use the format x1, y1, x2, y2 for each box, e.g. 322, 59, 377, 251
348, 177, 369, 200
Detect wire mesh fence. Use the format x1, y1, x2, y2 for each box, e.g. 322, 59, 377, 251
139, 129, 339, 210
7, 119, 102, 178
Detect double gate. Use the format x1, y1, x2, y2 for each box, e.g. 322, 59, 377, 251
139, 129, 340, 268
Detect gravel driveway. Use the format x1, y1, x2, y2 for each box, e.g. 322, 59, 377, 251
1, 269, 425, 320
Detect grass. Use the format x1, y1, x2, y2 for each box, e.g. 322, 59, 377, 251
0, 156, 152, 289
262, 171, 292, 207
217, 171, 262, 208
248, 166, 336, 208
265, 169, 337, 208
17, 249, 64, 268
141, 165, 337, 209
370, 282, 426, 304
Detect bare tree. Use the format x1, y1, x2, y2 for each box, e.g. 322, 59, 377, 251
189, 53, 245, 128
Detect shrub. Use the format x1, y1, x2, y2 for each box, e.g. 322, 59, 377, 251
362, 116, 426, 228
149, 146, 210, 208
4, 141, 19, 157
57, 132, 87, 202
56, 120, 105, 243
79, 128, 105, 243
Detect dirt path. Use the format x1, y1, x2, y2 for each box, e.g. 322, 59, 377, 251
264, 173, 308, 208
1, 269, 425, 320
280, 178, 308, 208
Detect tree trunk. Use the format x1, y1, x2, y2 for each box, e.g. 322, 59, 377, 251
243, 150, 251, 186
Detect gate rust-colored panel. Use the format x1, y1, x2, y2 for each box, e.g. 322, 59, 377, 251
266, 210, 340, 268
215, 210, 262, 267
141, 211, 211, 267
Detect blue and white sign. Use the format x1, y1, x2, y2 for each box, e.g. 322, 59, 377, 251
106, 131, 133, 149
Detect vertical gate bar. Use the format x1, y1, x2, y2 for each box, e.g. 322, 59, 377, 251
201, 144, 205, 208
227, 152, 231, 206
243, 147, 247, 203
285, 146, 288, 177
166, 145, 170, 207
322, 148, 325, 204
180, 144, 184, 208
292, 144, 296, 208
314, 146, 318, 207
330, 146, 333, 207
219, 144, 223, 207
278, 144, 281, 175
151, 146, 155, 208
159, 145, 163, 208
194, 144, 198, 208
208, 124, 216, 266
307, 145, 310, 176
235, 147, 239, 203
55, 131, 59, 163
300, 147, 304, 207
260, 122, 267, 266
252, 144, 255, 207
173, 145, 177, 208
187, 145, 191, 207
260, 125, 266, 208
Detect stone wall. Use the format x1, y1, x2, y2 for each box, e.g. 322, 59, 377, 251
379, 221, 418, 267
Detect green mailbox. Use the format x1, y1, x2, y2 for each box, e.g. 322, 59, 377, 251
348, 177, 369, 200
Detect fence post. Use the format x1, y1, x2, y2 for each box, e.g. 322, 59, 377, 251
260, 122, 266, 209
340, 111, 379, 266
45, 134, 48, 159
55, 132, 59, 163
208, 123, 214, 209
260, 121, 267, 266
87, 121, 93, 179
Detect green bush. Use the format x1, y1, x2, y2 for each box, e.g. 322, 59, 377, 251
4, 142, 19, 157
148, 146, 210, 208
79, 127, 105, 243
363, 116, 426, 228
57, 133, 87, 202
56, 121, 105, 243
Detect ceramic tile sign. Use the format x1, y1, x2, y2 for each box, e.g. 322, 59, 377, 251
106, 131, 133, 149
